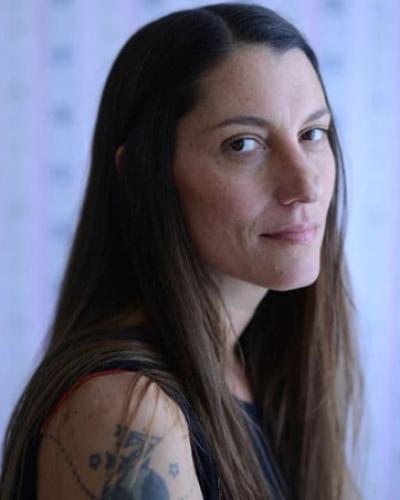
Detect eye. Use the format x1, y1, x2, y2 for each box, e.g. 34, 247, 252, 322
301, 128, 328, 142
225, 137, 264, 155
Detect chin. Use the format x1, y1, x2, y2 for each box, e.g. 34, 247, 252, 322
257, 262, 321, 291
208, 257, 321, 292
270, 276, 318, 291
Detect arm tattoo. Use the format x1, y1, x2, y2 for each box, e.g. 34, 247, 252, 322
41, 424, 192, 499
100, 424, 169, 499
41, 433, 98, 500
168, 463, 179, 478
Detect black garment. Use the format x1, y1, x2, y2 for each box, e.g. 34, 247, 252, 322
237, 400, 289, 499
19, 326, 289, 499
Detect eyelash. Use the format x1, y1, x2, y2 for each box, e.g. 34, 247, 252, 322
301, 127, 329, 142
224, 127, 329, 157
225, 136, 264, 156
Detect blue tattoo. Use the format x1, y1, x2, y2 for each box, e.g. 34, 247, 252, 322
168, 463, 180, 478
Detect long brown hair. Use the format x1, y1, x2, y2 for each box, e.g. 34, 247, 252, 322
1, 3, 363, 499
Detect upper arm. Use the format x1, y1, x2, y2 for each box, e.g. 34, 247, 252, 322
37, 372, 204, 499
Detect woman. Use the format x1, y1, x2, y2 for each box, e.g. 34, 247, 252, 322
1, 3, 363, 499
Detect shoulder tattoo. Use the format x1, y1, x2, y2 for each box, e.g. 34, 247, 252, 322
41, 423, 189, 499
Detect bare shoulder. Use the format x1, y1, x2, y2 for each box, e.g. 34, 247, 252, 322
37, 371, 203, 499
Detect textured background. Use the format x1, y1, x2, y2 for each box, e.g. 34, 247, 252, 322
0, 1, 399, 497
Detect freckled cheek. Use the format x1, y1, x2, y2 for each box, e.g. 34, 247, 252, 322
326, 159, 336, 203
319, 152, 336, 205
175, 177, 259, 239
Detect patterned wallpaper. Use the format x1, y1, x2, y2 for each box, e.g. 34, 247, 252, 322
1, 1, 399, 497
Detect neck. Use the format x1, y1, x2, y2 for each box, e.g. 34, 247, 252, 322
211, 272, 268, 400
218, 277, 267, 360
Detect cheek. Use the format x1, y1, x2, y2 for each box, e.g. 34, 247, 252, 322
327, 162, 336, 206
174, 167, 261, 244
319, 149, 336, 205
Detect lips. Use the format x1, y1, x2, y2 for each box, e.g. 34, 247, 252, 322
261, 223, 319, 244
263, 223, 318, 235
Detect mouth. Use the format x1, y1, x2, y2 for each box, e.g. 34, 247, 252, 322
261, 225, 318, 244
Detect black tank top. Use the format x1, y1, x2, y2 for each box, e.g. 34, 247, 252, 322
19, 327, 290, 499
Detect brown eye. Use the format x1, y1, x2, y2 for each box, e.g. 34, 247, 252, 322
301, 128, 328, 142
228, 138, 261, 153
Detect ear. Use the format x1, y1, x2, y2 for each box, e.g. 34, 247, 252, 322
115, 145, 126, 176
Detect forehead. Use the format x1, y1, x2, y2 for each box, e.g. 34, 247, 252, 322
191, 45, 326, 124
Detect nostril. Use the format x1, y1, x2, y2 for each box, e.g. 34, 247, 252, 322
276, 174, 319, 206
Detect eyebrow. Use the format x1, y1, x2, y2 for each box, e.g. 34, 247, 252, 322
206, 107, 332, 132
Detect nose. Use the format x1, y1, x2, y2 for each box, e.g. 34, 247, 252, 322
274, 151, 320, 207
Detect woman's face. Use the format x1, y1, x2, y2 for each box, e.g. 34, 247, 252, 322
173, 45, 335, 291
